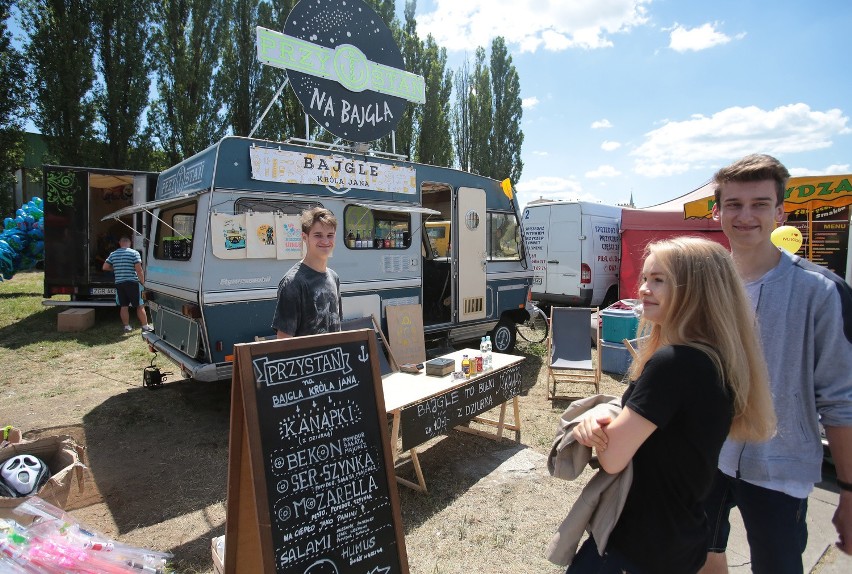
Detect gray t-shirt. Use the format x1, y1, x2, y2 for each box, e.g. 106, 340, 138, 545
271, 261, 342, 336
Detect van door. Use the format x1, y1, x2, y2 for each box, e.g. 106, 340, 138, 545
546, 206, 581, 298
523, 206, 549, 294
456, 187, 486, 321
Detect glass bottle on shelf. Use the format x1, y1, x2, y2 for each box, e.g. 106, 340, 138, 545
347, 229, 355, 248
355, 231, 361, 249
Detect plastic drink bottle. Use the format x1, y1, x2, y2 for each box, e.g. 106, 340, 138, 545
462, 354, 470, 378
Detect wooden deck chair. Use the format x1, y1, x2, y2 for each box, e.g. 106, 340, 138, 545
547, 306, 601, 400
622, 338, 639, 360
340, 315, 399, 376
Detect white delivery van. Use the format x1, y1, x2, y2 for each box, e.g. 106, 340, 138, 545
522, 201, 622, 307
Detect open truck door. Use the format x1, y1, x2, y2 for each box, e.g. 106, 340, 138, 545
42, 166, 158, 306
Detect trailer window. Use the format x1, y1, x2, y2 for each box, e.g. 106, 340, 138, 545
154, 201, 196, 260
343, 205, 411, 249
487, 212, 521, 261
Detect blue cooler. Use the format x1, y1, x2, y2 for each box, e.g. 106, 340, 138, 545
601, 305, 639, 344
601, 340, 634, 376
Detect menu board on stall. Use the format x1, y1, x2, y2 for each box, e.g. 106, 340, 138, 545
811, 206, 849, 274
787, 206, 850, 275
225, 330, 408, 574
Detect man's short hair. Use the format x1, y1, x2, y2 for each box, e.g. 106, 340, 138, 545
713, 154, 790, 207
119, 236, 131, 245
301, 207, 338, 234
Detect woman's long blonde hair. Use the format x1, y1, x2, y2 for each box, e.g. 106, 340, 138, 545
627, 237, 776, 442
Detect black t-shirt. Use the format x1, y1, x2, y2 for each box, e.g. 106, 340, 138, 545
607, 345, 733, 574
270, 261, 342, 336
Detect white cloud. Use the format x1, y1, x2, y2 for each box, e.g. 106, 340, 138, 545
532, 150, 549, 157
601, 140, 622, 151
669, 22, 741, 53
522, 96, 540, 109
417, 0, 650, 54
631, 104, 851, 178
591, 119, 614, 129
789, 164, 851, 177
586, 165, 622, 178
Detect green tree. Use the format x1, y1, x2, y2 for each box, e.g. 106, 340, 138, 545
393, 0, 420, 159
468, 46, 492, 176
148, 0, 226, 165
20, 0, 98, 165
0, 0, 27, 214
452, 57, 473, 172
92, 0, 153, 169
415, 35, 452, 167
489, 36, 523, 182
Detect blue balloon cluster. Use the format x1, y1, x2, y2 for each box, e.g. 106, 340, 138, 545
1, 197, 45, 281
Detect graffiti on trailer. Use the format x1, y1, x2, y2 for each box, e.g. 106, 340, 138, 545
46, 172, 77, 209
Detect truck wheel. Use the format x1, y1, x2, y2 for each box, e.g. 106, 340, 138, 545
490, 319, 516, 354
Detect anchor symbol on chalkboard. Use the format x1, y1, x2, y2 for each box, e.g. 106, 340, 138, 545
358, 345, 369, 363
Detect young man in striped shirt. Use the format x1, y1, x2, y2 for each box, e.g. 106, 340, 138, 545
103, 236, 151, 333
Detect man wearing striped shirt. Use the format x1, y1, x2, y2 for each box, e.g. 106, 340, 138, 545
103, 236, 151, 333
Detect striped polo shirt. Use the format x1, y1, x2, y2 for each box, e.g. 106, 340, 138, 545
106, 247, 141, 284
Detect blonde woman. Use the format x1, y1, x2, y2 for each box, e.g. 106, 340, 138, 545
569, 237, 775, 574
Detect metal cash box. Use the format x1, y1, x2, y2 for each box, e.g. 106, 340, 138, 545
425, 358, 455, 377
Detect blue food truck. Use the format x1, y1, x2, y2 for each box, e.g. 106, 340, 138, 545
104, 136, 533, 381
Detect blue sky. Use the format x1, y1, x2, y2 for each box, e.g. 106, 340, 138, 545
405, 0, 852, 210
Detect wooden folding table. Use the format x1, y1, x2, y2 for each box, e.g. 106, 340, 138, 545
382, 349, 524, 492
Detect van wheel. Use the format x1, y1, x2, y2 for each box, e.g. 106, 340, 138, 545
490, 319, 516, 353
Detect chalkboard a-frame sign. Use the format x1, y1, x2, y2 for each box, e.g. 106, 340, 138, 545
225, 329, 409, 574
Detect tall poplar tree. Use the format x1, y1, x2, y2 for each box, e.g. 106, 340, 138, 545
415, 35, 452, 167
393, 0, 420, 159
0, 0, 27, 213
21, 0, 98, 165
468, 47, 492, 177
452, 57, 473, 172
148, 0, 226, 165
92, 0, 153, 169
489, 36, 523, 183
215, 0, 298, 141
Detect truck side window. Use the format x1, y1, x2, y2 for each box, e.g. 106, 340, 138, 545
487, 212, 521, 261
343, 205, 411, 249
154, 201, 196, 260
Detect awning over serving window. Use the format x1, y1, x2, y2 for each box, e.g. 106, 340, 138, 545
349, 201, 441, 216
101, 193, 201, 221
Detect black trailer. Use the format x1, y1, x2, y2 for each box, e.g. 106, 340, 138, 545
42, 165, 159, 306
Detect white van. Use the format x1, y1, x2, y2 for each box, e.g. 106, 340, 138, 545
522, 201, 622, 308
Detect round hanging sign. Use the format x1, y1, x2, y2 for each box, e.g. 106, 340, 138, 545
257, 0, 425, 143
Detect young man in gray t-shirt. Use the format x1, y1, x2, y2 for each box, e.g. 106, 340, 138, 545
271, 207, 342, 338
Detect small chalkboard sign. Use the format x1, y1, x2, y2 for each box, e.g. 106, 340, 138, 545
225, 330, 409, 574
400, 363, 523, 451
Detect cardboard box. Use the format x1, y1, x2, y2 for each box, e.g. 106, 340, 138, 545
0, 435, 99, 510
58, 308, 95, 332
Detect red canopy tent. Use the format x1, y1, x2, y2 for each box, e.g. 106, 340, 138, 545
619, 182, 730, 299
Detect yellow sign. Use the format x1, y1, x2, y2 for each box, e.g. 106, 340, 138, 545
770, 225, 803, 254
683, 174, 852, 218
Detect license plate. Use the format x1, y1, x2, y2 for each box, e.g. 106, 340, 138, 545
90, 287, 116, 296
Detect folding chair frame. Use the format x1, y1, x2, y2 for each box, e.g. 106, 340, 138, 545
547, 306, 601, 401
